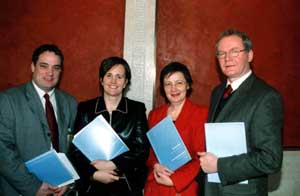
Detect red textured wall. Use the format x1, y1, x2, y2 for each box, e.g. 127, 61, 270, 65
0, 0, 299, 146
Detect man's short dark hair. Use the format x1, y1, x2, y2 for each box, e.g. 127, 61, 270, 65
32, 44, 64, 67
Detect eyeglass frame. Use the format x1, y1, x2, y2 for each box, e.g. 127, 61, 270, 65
216, 48, 247, 59
163, 80, 187, 89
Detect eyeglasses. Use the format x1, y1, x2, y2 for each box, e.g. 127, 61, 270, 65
164, 80, 186, 89
216, 48, 247, 59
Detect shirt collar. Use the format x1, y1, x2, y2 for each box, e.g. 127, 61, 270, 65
227, 70, 252, 91
31, 80, 55, 99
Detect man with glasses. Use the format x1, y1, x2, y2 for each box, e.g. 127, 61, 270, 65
198, 29, 283, 196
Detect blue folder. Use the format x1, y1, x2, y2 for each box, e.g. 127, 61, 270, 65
72, 115, 129, 161
147, 115, 191, 171
25, 150, 79, 187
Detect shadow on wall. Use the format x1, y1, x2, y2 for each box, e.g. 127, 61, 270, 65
268, 151, 300, 196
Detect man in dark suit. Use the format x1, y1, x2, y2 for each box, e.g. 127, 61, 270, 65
198, 29, 283, 196
0, 44, 77, 196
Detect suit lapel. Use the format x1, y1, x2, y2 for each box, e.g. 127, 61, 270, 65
54, 90, 66, 134
209, 83, 226, 122
213, 74, 256, 122
25, 82, 48, 128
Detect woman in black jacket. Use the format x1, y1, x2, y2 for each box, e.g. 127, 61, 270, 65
70, 56, 149, 196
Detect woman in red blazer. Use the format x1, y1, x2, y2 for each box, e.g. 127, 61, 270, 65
144, 62, 208, 196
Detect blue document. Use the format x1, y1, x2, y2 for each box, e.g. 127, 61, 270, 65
147, 116, 191, 171
25, 150, 79, 187
72, 115, 129, 161
205, 122, 248, 184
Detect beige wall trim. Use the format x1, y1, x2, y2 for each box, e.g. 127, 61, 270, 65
123, 0, 157, 113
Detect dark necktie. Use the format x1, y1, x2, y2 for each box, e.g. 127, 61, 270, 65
44, 93, 59, 151
214, 85, 233, 121
223, 85, 233, 99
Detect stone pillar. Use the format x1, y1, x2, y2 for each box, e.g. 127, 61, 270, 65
123, 0, 157, 114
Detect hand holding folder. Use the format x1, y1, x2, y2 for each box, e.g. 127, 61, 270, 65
147, 116, 191, 171
204, 122, 248, 184
25, 150, 79, 187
